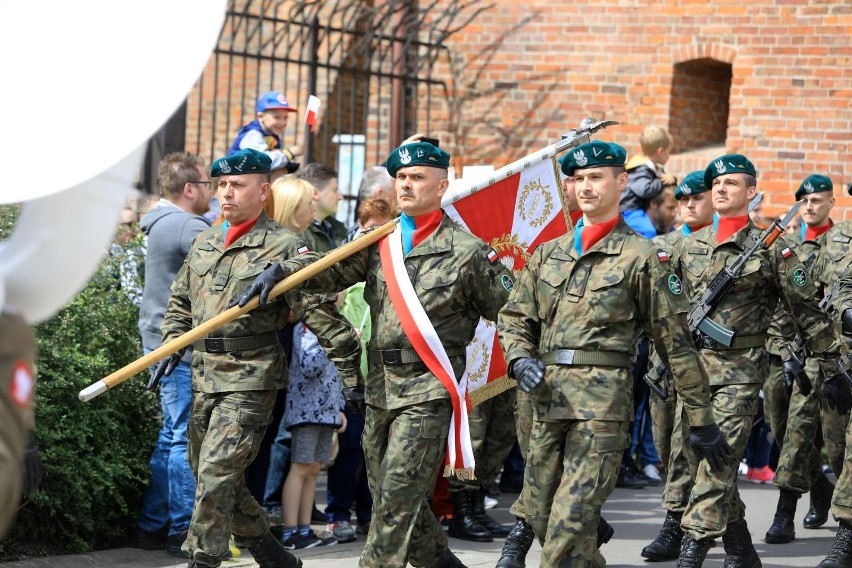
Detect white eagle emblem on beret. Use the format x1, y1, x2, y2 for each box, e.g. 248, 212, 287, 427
574, 149, 587, 167
399, 147, 411, 165
679, 183, 691, 196
714, 159, 726, 174
219, 160, 231, 174
804, 181, 814, 193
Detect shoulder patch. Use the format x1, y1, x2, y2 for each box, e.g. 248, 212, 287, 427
657, 250, 670, 263
501, 274, 514, 292
297, 245, 311, 255
667, 274, 683, 295
791, 268, 807, 287
10, 361, 34, 409
781, 247, 793, 259
487, 248, 499, 264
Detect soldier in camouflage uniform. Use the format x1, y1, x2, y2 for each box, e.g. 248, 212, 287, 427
763, 175, 839, 544
641, 171, 715, 562
238, 141, 513, 568
669, 155, 851, 568
813, 185, 852, 567
497, 141, 730, 568
0, 313, 41, 538
159, 148, 360, 568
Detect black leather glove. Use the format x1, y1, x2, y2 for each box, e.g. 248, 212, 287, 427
342, 385, 366, 416
510, 357, 546, 394
147, 350, 184, 391
21, 430, 43, 497
843, 308, 852, 337
232, 263, 290, 308
823, 370, 852, 415
782, 358, 812, 397
688, 423, 733, 473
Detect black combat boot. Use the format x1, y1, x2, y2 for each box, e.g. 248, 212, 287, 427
818, 521, 852, 568
676, 536, 712, 568
597, 516, 614, 548
434, 547, 468, 568
805, 471, 835, 529
722, 518, 762, 568
449, 491, 492, 542
765, 489, 799, 543
642, 510, 684, 561
496, 518, 536, 568
247, 531, 303, 568
471, 488, 511, 537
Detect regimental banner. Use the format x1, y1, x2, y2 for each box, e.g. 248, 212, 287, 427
444, 156, 570, 405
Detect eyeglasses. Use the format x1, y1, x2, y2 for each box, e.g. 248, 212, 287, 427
189, 180, 213, 188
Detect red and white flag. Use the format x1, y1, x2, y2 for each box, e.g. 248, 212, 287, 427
304, 95, 321, 132
443, 155, 570, 404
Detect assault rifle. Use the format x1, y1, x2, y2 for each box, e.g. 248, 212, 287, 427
687, 200, 803, 347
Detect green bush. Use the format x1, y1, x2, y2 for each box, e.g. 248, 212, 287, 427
0, 205, 160, 558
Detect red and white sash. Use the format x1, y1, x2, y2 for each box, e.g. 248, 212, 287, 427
378, 227, 476, 479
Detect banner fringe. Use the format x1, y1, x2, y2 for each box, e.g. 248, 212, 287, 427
444, 466, 477, 480
469, 375, 516, 406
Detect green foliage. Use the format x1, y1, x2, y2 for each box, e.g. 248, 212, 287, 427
0, 206, 160, 558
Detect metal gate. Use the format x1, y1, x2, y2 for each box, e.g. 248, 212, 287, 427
176, 0, 463, 227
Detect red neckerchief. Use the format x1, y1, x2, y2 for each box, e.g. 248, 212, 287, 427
569, 209, 583, 226
717, 215, 749, 244
688, 221, 712, 232
805, 220, 833, 241
581, 215, 620, 252
407, 210, 443, 254
225, 215, 260, 249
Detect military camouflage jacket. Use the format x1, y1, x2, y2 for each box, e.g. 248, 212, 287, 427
162, 212, 360, 393
299, 216, 349, 252
289, 212, 513, 410
765, 229, 827, 357
670, 221, 843, 386
811, 221, 852, 344
498, 219, 714, 427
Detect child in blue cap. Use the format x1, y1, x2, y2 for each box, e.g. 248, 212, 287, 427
228, 91, 302, 174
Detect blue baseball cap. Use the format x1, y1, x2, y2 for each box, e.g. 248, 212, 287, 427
256, 91, 298, 114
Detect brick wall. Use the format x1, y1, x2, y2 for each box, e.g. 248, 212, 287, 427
422, 0, 852, 219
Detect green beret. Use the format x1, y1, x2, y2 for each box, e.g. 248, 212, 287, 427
674, 171, 709, 200
795, 174, 833, 201
385, 142, 450, 177
211, 148, 272, 177
559, 140, 626, 177
703, 154, 757, 188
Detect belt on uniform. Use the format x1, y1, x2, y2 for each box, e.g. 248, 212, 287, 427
371, 346, 467, 366
192, 331, 279, 353
695, 333, 765, 351
540, 349, 632, 368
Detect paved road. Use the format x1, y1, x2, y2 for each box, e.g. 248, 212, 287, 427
0, 477, 838, 567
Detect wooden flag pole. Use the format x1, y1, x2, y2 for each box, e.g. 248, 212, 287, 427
79, 220, 397, 402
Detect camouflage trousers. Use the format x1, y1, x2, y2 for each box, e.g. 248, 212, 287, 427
525, 418, 628, 568
184, 390, 276, 567
681, 383, 760, 540
819, 379, 850, 478
830, 402, 852, 522
0, 313, 35, 538
360, 399, 451, 568
655, 395, 692, 512
449, 387, 517, 493
509, 389, 533, 519
763, 353, 822, 494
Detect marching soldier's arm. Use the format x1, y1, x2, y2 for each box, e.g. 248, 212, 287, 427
161, 261, 194, 344
290, 290, 362, 388
770, 245, 843, 370
644, 246, 714, 427
497, 253, 543, 365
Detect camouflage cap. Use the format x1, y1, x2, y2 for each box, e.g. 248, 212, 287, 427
703, 153, 757, 188
794, 174, 833, 201
559, 140, 626, 177
211, 148, 272, 177
675, 171, 709, 200
385, 142, 450, 177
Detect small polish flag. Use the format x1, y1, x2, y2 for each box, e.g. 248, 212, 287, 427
657, 251, 669, 263
304, 95, 321, 132
487, 249, 498, 263
297, 245, 310, 255
781, 247, 792, 258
